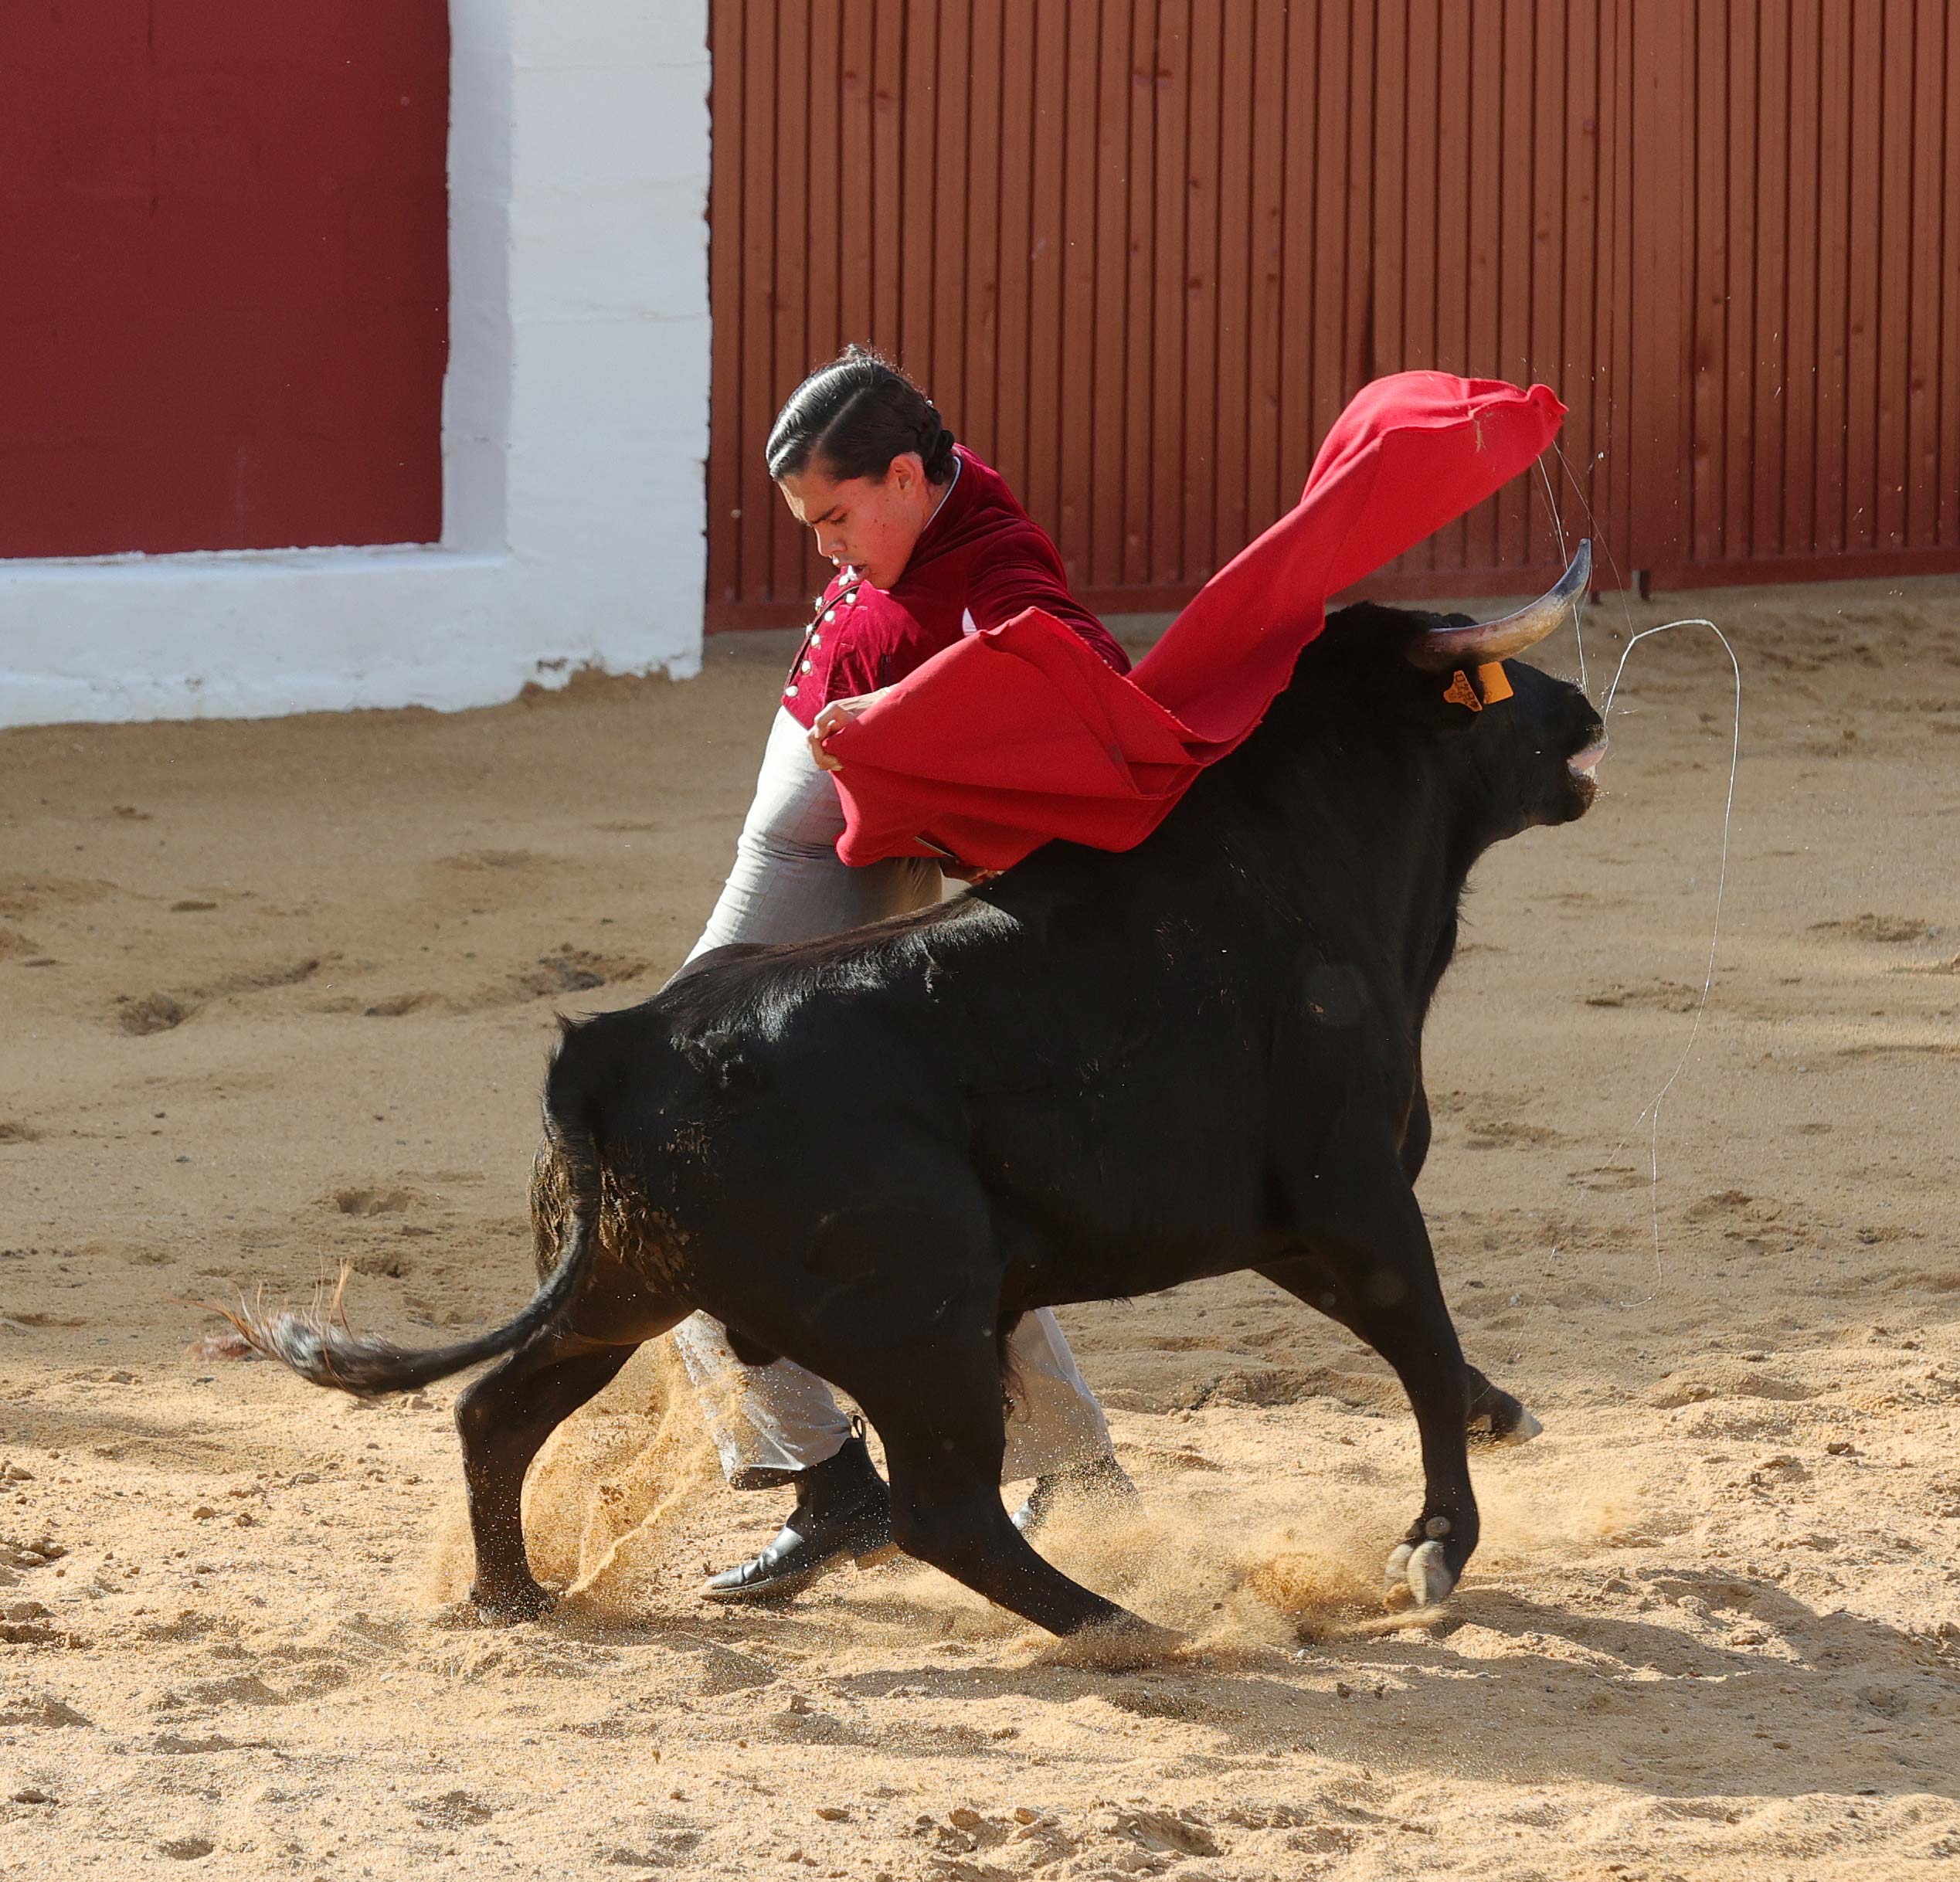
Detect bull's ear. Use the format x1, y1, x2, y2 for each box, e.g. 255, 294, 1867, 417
1403, 541, 1590, 671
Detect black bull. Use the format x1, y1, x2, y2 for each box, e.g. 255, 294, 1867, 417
234, 551, 1605, 1642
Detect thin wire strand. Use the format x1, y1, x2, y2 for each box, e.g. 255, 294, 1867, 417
1594, 617, 1744, 1301
1490, 447, 1741, 1360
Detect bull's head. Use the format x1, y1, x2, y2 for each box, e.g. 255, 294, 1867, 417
1264, 540, 1605, 863
1387, 541, 1607, 838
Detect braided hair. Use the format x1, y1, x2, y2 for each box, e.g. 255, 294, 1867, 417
766, 345, 958, 486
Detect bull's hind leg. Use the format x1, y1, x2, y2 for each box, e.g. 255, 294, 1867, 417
454, 1333, 637, 1619
455, 1276, 684, 1619
1465, 1365, 1543, 1446
844, 1344, 1146, 1641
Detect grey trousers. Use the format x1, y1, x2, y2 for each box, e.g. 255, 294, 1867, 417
671, 708, 1114, 1487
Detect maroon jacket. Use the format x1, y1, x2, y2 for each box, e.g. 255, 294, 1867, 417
780, 445, 1129, 727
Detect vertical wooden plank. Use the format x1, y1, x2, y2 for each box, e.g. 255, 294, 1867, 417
1842, 1, 1884, 554
1402, 0, 1439, 379
1371, 0, 1408, 382
1182, 0, 1221, 584
993, 0, 1035, 494
1944, 0, 1960, 545
1150, 0, 1191, 583
1024, 0, 1067, 538
738, 0, 779, 603
1056, 0, 1100, 576
1528, 0, 1564, 568
1342, 0, 1375, 398
930, 0, 970, 423
1782, 0, 1822, 557
1724, 2, 1756, 564
1873, 0, 1914, 550
1689, 1, 1726, 569
1245, 0, 1288, 541
870, 0, 904, 352
1750, 0, 1788, 559
1608, 0, 1639, 575
1906, 0, 1947, 545
1402, 0, 1439, 572
1313, 0, 1353, 452
801, 2, 843, 606
1212, 0, 1254, 568
1812, 0, 1851, 555
899, 0, 937, 375
1276, 0, 1318, 508
838, 0, 876, 355
1721, 0, 1757, 568
770, 2, 812, 603
1560, 0, 1598, 572
1433, 0, 1472, 571
1121, 0, 1160, 589
1144, 0, 1191, 580
963, 0, 1004, 462
1465, 0, 1503, 569
1496, 0, 1534, 570
807, 1, 842, 369
1367, 0, 1408, 574
1091, 0, 1133, 587
1629, 0, 1690, 578
705, 0, 744, 610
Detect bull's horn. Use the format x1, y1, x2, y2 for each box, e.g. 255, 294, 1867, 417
1404, 540, 1591, 671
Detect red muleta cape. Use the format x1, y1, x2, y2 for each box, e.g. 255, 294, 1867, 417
824, 372, 1567, 872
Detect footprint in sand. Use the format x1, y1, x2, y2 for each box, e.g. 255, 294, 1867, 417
323, 1186, 428, 1218
362, 991, 444, 1017
113, 992, 196, 1035
1462, 1118, 1575, 1150
504, 946, 648, 1001
0, 876, 117, 921
1809, 913, 1935, 944
110, 959, 323, 1034
1585, 980, 1703, 1012
438, 947, 655, 1011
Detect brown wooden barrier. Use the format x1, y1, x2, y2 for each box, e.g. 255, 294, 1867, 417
707, 1, 1960, 627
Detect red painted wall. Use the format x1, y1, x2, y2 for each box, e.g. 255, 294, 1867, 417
0, 2, 449, 559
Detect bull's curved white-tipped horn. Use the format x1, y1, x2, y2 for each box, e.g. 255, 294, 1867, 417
1405, 539, 1592, 671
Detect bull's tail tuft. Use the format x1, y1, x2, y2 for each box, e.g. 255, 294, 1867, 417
213, 1136, 603, 1399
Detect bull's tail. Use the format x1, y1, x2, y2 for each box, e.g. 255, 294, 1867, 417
216, 1126, 603, 1400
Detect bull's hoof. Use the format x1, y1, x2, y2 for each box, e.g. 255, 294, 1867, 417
1469, 1400, 1544, 1447
1048, 1612, 1184, 1670
1491, 1406, 1544, 1446
469, 1580, 555, 1625
1382, 1540, 1456, 1610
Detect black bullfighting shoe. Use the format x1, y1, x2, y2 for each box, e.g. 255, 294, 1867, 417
701, 1433, 895, 1604
1011, 1452, 1138, 1541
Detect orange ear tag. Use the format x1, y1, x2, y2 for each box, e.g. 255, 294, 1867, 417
1443, 669, 1483, 712
1476, 661, 1513, 704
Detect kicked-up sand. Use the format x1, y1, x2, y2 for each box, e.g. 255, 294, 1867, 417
2, 579, 1958, 1879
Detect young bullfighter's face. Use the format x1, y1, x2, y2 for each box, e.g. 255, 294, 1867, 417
776, 448, 943, 593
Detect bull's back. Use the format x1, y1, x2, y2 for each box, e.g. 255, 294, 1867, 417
546, 958, 973, 1276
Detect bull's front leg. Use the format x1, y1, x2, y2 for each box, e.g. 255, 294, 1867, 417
1258, 1182, 1480, 1609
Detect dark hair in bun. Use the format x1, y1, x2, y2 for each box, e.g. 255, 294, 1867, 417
766, 344, 958, 486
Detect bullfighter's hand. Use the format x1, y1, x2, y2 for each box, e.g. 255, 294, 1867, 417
808, 689, 891, 772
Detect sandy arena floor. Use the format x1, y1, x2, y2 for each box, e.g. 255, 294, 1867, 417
2, 583, 1958, 1880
